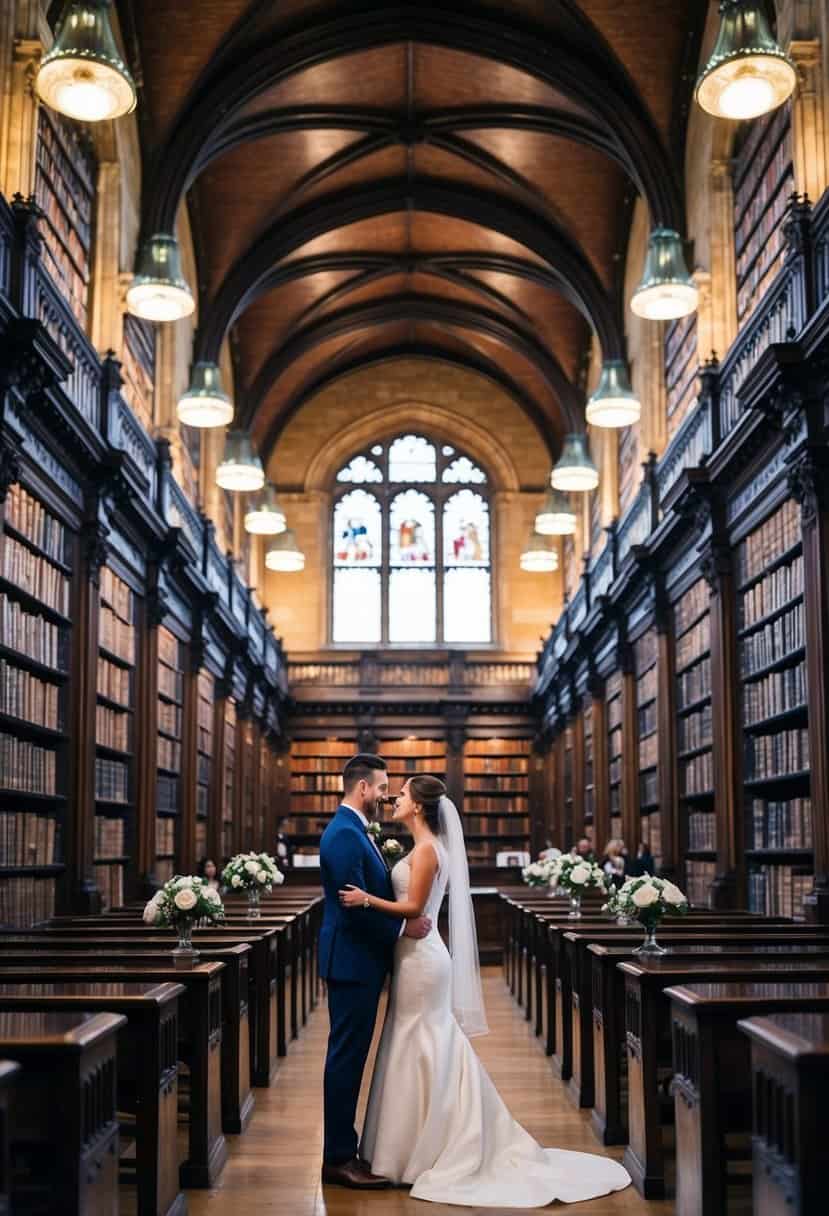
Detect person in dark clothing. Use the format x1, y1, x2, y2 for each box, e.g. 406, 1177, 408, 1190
627, 841, 656, 877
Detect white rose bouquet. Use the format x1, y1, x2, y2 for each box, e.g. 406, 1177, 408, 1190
381, 838, 405, 865
602, 874, 689, 953
142, 875, 224, 928
222, 851, 284, 893
522, 857, 559, 888
549, 854, 608, 895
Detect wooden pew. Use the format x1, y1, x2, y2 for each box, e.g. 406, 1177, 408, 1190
0, 980, 184, 1216
0, 1010, 124, 1215
0, 958, 227, 1190
0, 1059, 19, 1216
620, 957, 829, 1200
667, 982, 829, 1216
587, 940, 829, 1148
738, 1011, 829, 1216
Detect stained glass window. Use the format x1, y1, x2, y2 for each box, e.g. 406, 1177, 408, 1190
332, 435, 491, 644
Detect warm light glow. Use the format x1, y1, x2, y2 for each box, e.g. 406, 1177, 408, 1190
36, 2, 136, 122
630, 281, 699, 322
265, 529, 305, 573
49, 69, 122, 121
695, 3, 797, 121
631, 227, 698, 322
126, 280, 194, 323
520, 529, 559, 574
551, 434, 599, 493
216, 431, 265, 492
536, 487, 576, 536
718, 69, 776, 118
585, 360, 641, 428
177, 362, 234, 429
244, 486, 287, 536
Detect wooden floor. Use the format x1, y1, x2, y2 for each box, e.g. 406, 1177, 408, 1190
187, 967, 673, 1214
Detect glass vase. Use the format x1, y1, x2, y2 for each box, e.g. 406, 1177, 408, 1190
246, 886, 261, 920
568, 893, 582, 919
633, 922, 667, 956
172, 918, 199, 969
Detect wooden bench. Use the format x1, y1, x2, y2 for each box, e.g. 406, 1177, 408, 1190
0, 980, 184, 1216
738, 1012, 829, 1216
620, 957, 829, 1200
0, 1010, 124, 1215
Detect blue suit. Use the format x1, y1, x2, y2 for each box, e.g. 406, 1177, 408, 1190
319, 805, 403, 1165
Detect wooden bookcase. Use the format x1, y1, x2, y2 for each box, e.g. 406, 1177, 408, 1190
634, 628, 661, 867
239, 719, 256, 848
94, 565, 136, 910
195, 669, 213, 864
155, 625, 184, 883
562, 724, 574, 848
665, 313, 699, 440
221, 698, 237, 858
583, 700, 594, 849
120, 315, 155, 436
606, 670, 623, 842
739, 498, 812, 918
733, 103, 794, 325
673, 576, 715, 905
463, 738, 529, 867
287, 738, 354, 861
0, 481, 71, 925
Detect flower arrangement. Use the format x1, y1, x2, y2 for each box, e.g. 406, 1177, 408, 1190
522, 857, 559, 887
221, 852, 284, 893
142, 874, 224, 927
381, 838, 405, 865
549, 855, 608, 894
602, 874, 689, 954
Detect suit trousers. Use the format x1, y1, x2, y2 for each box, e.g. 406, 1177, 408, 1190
324, 976, 385, 1165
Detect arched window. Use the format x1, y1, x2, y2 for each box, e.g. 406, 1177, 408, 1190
331, 435, 492, 645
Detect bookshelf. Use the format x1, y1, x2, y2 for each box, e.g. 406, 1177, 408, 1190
240, 719, 256, 848
288, 738, 354, 861
606, 670, 623, 842
221, 698, 237, 858
733, 102, 794, 325
673, 576, 715, 902
463, 738, 530, 867
94, 565, 136, 911
618, 425, 640, 515
583, 701, 594, 849
0, 482, 71, 926
35, 106, 96, 330
120, 314, 155, 435
562, 725, 574, 848
634, 628, 660, 866
739, 497, 812, 918
155, 626, 184, 883
665, 313, 698, 440
195, 669, 214, 863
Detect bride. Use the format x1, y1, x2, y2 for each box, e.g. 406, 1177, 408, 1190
339, 774, 631, 1207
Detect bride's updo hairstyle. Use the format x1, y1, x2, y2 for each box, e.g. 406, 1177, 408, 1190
408, 774, 447, 833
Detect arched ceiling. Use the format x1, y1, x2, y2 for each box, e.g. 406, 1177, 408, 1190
121, 0, 707, 461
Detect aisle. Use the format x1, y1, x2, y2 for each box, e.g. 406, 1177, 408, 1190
188, 967, 672, 1215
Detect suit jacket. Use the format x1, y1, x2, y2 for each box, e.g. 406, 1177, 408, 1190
318, 805, 403, 987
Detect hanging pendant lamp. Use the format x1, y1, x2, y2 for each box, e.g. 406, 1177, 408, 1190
520, 528, 559, 573
215, 431, 265, 493
244, 485, 287, 536
695, 1, 797, 121
630, 228, 698, 321
126, 234, 195, 322
177, 362, 234, 429
535, 487, 577, 536
265, 528, 305, 573
586, 360, 641, 428
37, 1, 136, 122
551, 434, 599, 493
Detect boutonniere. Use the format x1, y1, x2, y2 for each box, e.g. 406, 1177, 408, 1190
366, 820, 383, 841
381, 838, 404, 866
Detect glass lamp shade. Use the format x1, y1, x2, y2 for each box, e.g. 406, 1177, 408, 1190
244, 485, 287, 536
215, 431, 265, 493
36, 1, 136, 122
176, 362, 234, 428
695, 2, 797, 120
586, 360, 641, 428
126, 234, 195, 322
265, 529, 305, 573
551, 434, 599, 493
520, 528, 559, 573
630, 228, 699, 321
535, 487, 576, 536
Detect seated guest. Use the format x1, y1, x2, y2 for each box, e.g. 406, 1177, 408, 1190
601, 838, 627, 888
276, 819, 293, 869
199, 858, 221, 891
575, 837, 595, 863
627, 840, 656, 877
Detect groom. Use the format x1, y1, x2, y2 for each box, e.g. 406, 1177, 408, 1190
319, 753, 432, 1188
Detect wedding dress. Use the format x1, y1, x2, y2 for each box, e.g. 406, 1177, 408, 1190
360, 839, 631, 1207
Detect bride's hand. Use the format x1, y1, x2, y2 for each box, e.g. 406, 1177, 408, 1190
339, 884, 367, 908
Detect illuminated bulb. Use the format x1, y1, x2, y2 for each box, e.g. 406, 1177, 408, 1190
520, 528, 559, 574
535, 487, 576, 536
244, 485, 287, 536
265, 529, 305, 573
585, 360, 641, 428
216, 431, 265, 493
177, 362, 234, 428
695, 2, 796, 121
631, 228, 698, 322
36, 2, 136, 122
126, 234, 194, 322
551, 434, 599, 493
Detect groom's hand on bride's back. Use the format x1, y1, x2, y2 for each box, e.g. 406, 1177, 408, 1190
404, 916, 432, 939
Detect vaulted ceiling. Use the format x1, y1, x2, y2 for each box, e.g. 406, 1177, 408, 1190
121, 0, 707, 462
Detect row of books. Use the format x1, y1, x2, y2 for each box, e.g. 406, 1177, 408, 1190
744, 727, 809, 780
735, 182, 790, 278
685, 859, 716, 908
463, 816, 530, 835
96, 703, 129, 753
681, 749, 714, 796
291, 740, 355, 757
465, 756, 529, 774
158, 627, 179, 669
636, 665, 657, 704
609, 756, 622, 786
638, 732, 657, 770
158, 664, 183, 703
95, 757, 128, 803
36, 106, 95, 236
291, 774, 343, 793
738, 500, 800, 586
157, 736, 180, 773
677, 656, 711, 710
733, 104, 792, 228
674, 580, 708, 638
748, 797, 812, 851
634, 631, 658, 674
607, 697, 622, 730
5, 485, 66, 564
159, 700, 181, 737
465, 776, 527, 792
155, 816, 175, 856
195, 819, 207, 859
742, 661, 806, 726
740, 603, 804, 676
687, 810, 716, 852
741, 554, 803, 631
97, 656, 130, 706
157, 775, 178, 814
465, 740, 519, 757
467, 796, 528, 812
0, 874, 57, 928
0, 733, 56, 795
155, 858, 175, 883
94, 815, 125, 859
0, 593, 63, 671
3, 536, 70, 616
676, 617, 710, 672
0, 660, 60, 730
99, 604, 135, 664
639, 769, 658, 807
638, 701, 657, 738
737, 248, 787, 326
100, 567, 133, 620
665, 317, 699, 437
640, 811, 662, 867
747, 864, 811, 920
678, 703, 712, 753
96, 862, 124, 912
0, 811, 59, 866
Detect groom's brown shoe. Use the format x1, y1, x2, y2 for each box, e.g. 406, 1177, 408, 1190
322, 1157, 391, 1188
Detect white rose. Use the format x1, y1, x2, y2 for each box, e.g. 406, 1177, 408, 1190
231, 874, 242, 888
662, 881, 687, 906
244, 860, 259, 875
173, 888, 198, 912
273, 869, 284, 884
204, 887, 221, 904
257, 870, 268, 884
570, 863, 590, 885
142, 899, 161, 924
632, 883, 660, 908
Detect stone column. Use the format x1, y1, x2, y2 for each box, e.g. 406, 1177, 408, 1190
790, 39, 829, 203
90, 160, 123, 355
708, 158, 738, 358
